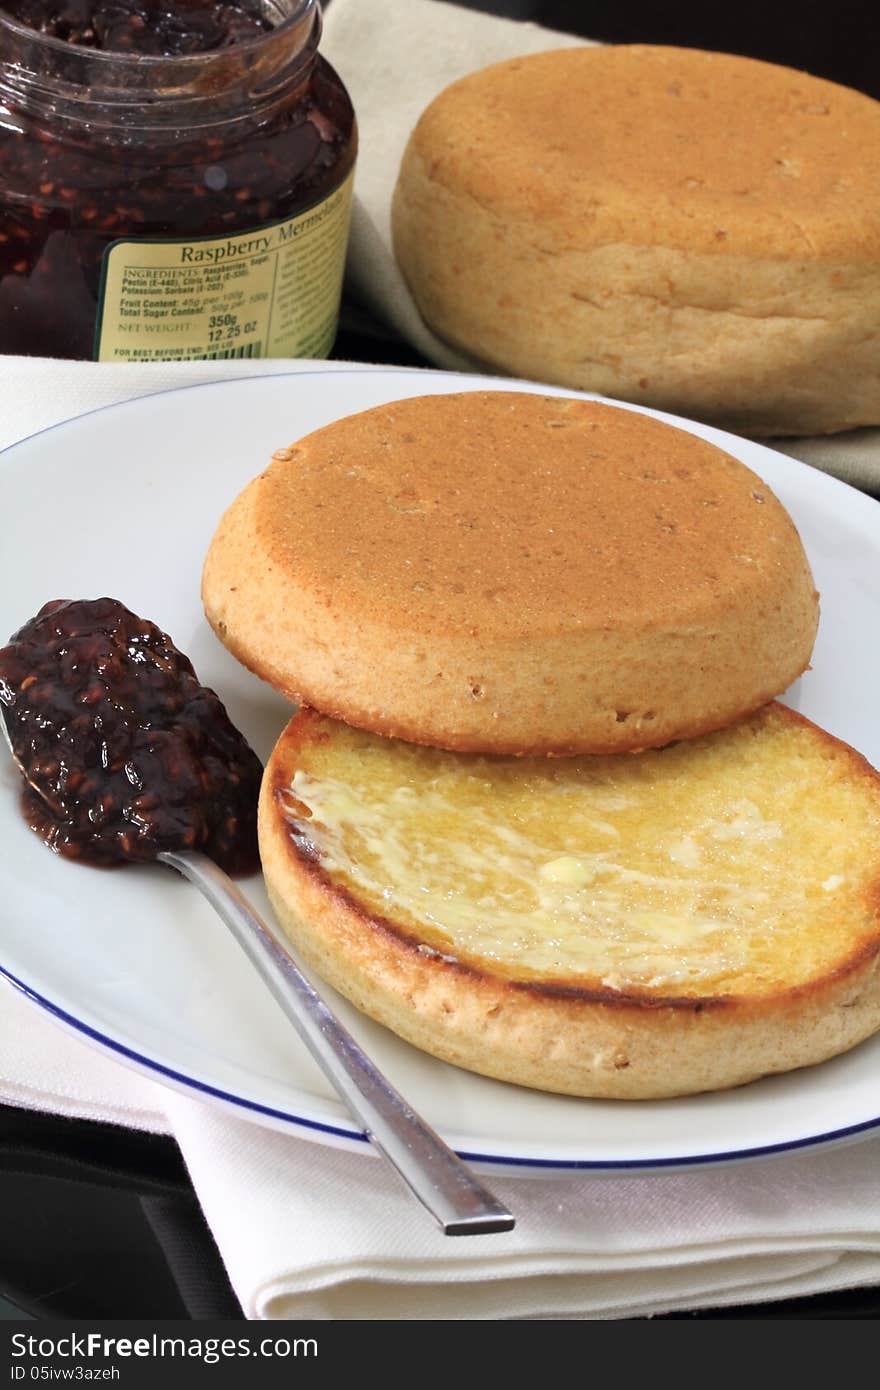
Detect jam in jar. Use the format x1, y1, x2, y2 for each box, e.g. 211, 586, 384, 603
0, 0, 357, 360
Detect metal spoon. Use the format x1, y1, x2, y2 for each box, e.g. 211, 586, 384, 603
1, 709, 514, 1236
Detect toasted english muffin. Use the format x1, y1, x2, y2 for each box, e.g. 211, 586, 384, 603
258, 702, 880, 1100
392, 46, 880, 436
203, 391, 818, 756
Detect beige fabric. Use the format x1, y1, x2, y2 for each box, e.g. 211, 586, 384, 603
322, 0, 585, 372
773, 426, 880, 487
321, 0, 880, 493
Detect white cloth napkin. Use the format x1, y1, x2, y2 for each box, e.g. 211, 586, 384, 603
3, 0, 880, 1323
5, 980, 880, 1321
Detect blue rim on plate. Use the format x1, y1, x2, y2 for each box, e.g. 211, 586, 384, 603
5, 962, 880, 1171
2, 366, 879, 1175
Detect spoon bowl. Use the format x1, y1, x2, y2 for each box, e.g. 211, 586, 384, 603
0, 676, 514, 1234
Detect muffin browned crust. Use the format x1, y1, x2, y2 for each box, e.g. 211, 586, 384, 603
392, 46, 880, 436
258, 703, 880, 1100
203, 390, 818, 755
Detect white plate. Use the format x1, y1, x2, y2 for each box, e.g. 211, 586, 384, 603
2, 365, 879, 1175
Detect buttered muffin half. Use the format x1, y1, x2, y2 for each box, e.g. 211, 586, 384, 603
392, 46, 880, 436
203, 391, 818, 756
259, 703, 880, 1100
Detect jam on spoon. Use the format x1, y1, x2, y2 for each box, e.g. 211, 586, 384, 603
0, 597, 514, 1234
0, 596, 262, 874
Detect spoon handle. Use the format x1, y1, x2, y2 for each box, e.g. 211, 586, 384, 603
158, 848, 514, 1236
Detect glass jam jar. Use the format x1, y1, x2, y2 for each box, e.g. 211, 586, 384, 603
0, 1, 356, 360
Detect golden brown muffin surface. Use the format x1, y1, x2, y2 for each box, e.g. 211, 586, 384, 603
202, 391, 818, 755
258, 703, 880, 1100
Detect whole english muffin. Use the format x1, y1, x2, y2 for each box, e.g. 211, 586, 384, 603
259, 703, 880, 1099
202, 390, 819, 755
392, 46, 880, 437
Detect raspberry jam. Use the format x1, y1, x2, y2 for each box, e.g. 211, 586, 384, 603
0, 597, 263, 874
3, 2, 273, 54
0, 0, 356, 360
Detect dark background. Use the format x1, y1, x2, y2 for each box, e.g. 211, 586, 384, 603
456, 0, 880, 98
2, 0, 879, 1323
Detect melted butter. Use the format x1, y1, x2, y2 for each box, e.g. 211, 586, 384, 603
280, 717, 878, 995
707, 799, 783, 842
667, 835, 702, 868
539, 856, 597, 886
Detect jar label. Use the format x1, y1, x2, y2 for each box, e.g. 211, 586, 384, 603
93, 170, 354, 363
